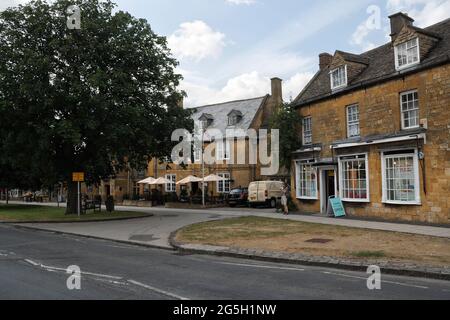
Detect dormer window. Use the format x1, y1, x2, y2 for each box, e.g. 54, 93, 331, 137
227, 110, 243, 126
395, 37, 420, 70
198, 113, 214, 129
330, 65, 347, 90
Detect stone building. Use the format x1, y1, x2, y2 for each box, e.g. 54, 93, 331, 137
95, 77, 285, 202
146, 77, 286, 198
291, 13, 449, 224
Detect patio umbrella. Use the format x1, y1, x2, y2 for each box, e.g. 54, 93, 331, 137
203, 174, 227, 182
176, 175, 202, 185
149, 177, 172, 185
137, 177, 156, 184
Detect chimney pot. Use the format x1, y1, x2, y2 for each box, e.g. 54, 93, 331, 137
389, 12, 414, 42
319, 53, 333, 70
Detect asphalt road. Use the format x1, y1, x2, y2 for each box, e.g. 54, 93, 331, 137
1, 224, 449, 300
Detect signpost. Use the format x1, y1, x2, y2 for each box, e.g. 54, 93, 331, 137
328, 196, 346, 218
72, 172, 84, 217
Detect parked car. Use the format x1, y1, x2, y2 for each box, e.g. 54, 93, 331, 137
248, 181, 283, 208
228, 188, 248, 207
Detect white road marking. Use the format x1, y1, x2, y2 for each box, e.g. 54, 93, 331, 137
127, 280, 189, 300
322, 271, 429, 289
217, 261, 304, 271
24, 259, 122, 280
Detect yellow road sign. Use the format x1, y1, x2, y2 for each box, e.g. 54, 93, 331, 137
72, 172, 85, 182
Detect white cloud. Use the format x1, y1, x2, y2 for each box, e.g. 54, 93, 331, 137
350, 22, 377, 51
284, 72, 315, 102
349, 4, 383, 52
180, 0, 369, 107
386, 0, 450, 27
168, 20, 226, 62
0, 0, 28, 11
225, 0, 256, 5
181, 71, 314, 107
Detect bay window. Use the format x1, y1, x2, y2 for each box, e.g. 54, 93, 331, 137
381, 150, 420, 205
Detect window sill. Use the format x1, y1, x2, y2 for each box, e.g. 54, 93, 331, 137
341, 198, 370, 203
401, 125, 420, 131
297, 196, 318, 201
331, 84, 347, 92
395, 61, 420, 72
383, 200, 421, 206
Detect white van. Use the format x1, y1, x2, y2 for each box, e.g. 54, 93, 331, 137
248, 181, 284, 208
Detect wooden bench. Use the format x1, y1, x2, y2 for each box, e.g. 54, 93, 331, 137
82, 200, 101, 214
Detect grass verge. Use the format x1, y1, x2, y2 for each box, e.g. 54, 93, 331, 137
0, 204, 149, 222
176, 216, 450, 267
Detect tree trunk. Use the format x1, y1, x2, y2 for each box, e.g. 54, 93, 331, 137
65, 181, 80, 215
5, 188, 9, 205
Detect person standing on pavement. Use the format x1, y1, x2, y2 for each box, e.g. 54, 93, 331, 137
281, 183, 289, 215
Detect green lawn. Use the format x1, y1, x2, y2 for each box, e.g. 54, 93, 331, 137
176, 216, 450, 267
0, 204, 149, 222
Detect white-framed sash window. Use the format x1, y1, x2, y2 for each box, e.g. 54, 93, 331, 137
338, 154, 369, 202
302, 117, 312, 145
217, 172, 230, 193
165, 174, 176, 193
400, 90, 419, 130
216, 140, 231, 161
395, 37, 420, 70
330, 65, 347, 90
295, 159, 318, 200
346, 104, 360, 138
381, 150, 420, 205
193, 145, 202, 163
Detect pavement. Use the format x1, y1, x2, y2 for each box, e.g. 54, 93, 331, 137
1, 223, 449, 300
6, 202, 450, 251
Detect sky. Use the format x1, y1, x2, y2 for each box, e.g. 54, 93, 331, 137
2, 0, 450, 107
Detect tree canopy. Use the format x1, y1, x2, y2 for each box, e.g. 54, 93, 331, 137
269, 102, 302, 171
0, 0, 193, 212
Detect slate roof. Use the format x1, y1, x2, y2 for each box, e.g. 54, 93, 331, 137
293, 18, 450, 107
189, 96, 267, 138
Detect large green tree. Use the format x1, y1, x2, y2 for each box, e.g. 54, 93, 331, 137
0, 0, 193, 213
269, 102, 303, 171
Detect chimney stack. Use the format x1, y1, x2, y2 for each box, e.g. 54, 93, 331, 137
319, 53, 333, 70
270, 77, 283, 106
389, 12, 414, 42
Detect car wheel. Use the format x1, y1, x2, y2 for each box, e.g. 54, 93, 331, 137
270, 198, 276, 208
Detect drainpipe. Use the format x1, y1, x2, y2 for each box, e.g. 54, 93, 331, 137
413, 135, 427, 195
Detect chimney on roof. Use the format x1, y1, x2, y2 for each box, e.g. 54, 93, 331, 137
319, 53, 333, 70
270, 77, 283, 106
389, 12, 414, 42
